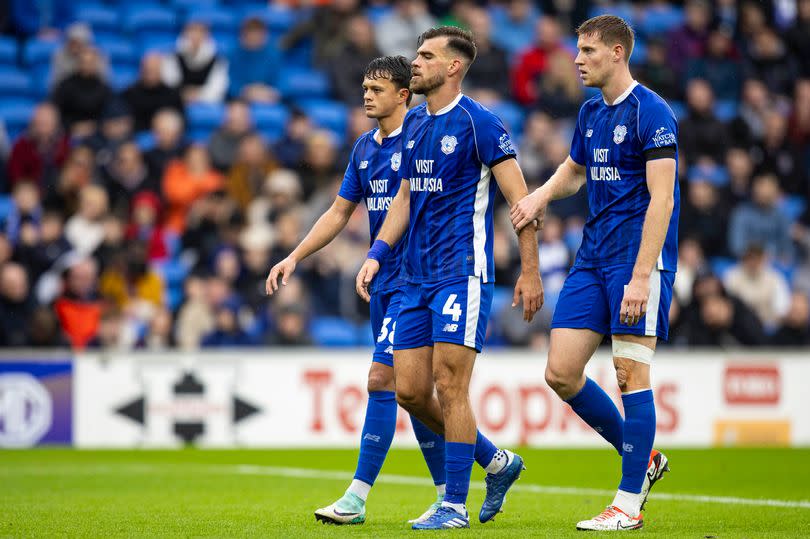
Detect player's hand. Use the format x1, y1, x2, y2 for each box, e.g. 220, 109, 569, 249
266, 256, 296, 295
355, 259, 380, 303
620, 276, 650, 326
513, 271, 544, 322
510, 190, 547, 232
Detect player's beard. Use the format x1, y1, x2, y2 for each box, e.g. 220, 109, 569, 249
410, 72, 444, 95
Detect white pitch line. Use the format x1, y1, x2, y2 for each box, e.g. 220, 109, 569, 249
233, 464, 810, 510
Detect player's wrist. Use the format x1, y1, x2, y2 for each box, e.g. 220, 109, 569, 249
367, 239, 391, 263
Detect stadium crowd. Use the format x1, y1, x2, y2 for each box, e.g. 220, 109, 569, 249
0, 0, 809, 350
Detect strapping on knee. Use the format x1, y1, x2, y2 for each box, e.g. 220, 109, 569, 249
612, 340, 654, 364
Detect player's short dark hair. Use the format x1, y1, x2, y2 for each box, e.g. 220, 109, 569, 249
576, 15, 635, 62
417, 26, 477, 66
364, 56, 413, 105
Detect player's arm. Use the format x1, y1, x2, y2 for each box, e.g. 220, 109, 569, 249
266, 196, 357, 295
492, 158, 544, 322
510, 156, 586, 231
621, 157, 677, 326
355, 179, 410, 302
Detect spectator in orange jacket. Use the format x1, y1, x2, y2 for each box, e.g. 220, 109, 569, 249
54, 257, 102, 350
162, 144, 224, 233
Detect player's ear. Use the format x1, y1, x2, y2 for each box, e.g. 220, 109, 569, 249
613, 44, 624, 63
399, 88, 410, 104
447, 58, 462, 77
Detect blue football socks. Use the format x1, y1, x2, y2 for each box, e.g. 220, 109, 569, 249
444, 442, 475, 505
410, 416, 447, 486
353, 390, 397, 486
618, 390, 656, 494
566, 377, 625, 455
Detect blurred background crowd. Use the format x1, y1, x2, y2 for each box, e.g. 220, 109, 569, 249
0, 0, 809, 350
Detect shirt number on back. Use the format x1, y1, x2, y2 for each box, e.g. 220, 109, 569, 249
442, 294, 463, 322
377, 318, 396, 344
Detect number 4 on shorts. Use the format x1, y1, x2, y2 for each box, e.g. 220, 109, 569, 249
442, 294, 462, 322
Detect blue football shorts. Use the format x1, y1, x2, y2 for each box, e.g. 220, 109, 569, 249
369, 287, 402, 367
551, 264, 675, 340
394, 275, 493, 353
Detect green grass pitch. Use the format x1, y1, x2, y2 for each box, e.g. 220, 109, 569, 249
2, 448, 809, 537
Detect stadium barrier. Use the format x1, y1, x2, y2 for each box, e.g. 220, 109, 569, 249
1, 350, 808, 448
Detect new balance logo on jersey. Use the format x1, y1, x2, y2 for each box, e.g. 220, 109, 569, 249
585, 129, 593, 138
442, 324, 459, 333
359, 160, 369, 169
406, 140, 415, 149
613, 124, 627, 144
364, 433, 381, 442
623, 442, 634, 453
384, 345, 393, 355
653, 126, 676, 147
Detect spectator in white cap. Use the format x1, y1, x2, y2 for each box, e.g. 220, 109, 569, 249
51, 22, 109, 86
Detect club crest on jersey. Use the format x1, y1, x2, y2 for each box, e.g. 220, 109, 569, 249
613, 125, 627, 144
390, 152, 401, 172
498, 133, 515, 155
359, 160, 369, 169
440, 135, 458, 155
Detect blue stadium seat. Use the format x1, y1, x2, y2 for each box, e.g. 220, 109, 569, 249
0, 37, 18, 65
123, 6, 177, 34
187, 102, 225, 129
631, 40, 647, 64
487, 101, 525, 137
0, 101, 35, 139
240, 4, 298, 33
780, 195, 807, 223
310, 317, 361, 346
251, 103, 289, 133
109, 66, 138, 91
29, 65, 51, 97
76, 4, 119, 33
588, 4, 635, 26
96, 37, 138, 67
638, 5, 684, 37
138, 33, 177, 55
171, 0, 221, 12
23, 39, 60, 67
211, 32, 237, 57
277, 67, 330, 100
188, 8, 237, 33
135, 131, 156, 151
283, 40, 314, 68
365, 4, 393, 23
714, 100, 738, 122
298, 99, 347, 137
709, 256, 735, 279
0, 68, 32, 97
0, 196, 14, 222
158, 259, 189, 286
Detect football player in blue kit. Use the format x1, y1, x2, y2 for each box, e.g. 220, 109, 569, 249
266, 56, 447, 526
356, 27, 543, 530
511, 15, 676, 531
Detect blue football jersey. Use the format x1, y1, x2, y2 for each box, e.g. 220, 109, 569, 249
338, 127, 405, 293
569, 81, 680, 271
400, 94, 516, 283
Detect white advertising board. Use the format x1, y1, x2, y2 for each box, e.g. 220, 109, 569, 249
73, 350, 810, 448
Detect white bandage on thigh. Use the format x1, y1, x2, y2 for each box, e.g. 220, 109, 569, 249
612, 340, 654, 364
